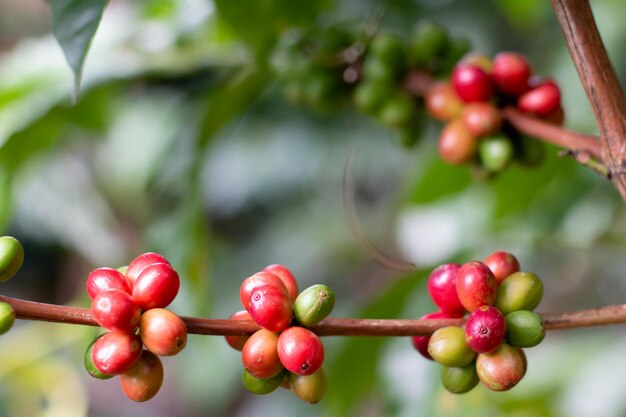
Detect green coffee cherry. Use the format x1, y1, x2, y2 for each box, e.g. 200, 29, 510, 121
378, 93, 417, 128
428, 326, 476, 367
84, 334, 114, 380
409, 21, 449, 67
242, 369, 284, 395
440, 362, 479, 394
0, 236, 24, 282
361, 57, 397, 84
304, 71, 340, 110
294, 284, 335, 326
369, 33, 406, 73
289, 368, 327, 404
0, 301, 14, 335
496, 272, 543, 315
479, 134, 514, 172
440, 38, 471, 74
505, 310, 545, 348
353, 81, 393, 114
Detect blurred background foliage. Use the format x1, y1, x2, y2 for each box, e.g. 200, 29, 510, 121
1, 0, 626, 416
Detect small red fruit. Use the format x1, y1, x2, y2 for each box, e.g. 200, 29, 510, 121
92, 331, 143, 375
240, 271, 288, 312
411, 311, 462, 360
491, 52, 531, 96
263, 264, 299, 303
120, 350, 164, 402
456, 261, 497, 312
438, 120, 478, 165
451, 63, 493, 103
132, 263, 180, 310
125, 252, 171, 288
460, 103, 502, 137
224, 310, 253, 351
249, 284, 293, 332
484, 251, 520, 284
242, 329, 283, 379
465, 306, 506, 353
517, 81, 561, 117
476, 343, 525, 391
86, 267, 131, 299
427, 263, 464, 316
277, 326, 324, 376
139, 308, 187, 356
91, 289, 141, 333
425, 82, 463, 122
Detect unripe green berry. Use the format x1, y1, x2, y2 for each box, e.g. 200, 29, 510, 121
361, 57, 397, 84
241, 369, 284, 395
304, 71, 340, 110
0, 301, 15, 335
428, 326, 476, 367
408, 21, 449, 67
369, 33, 406, 73
496, 272, 543, 315
479, 135, 514, 172
294, 284, 335, 326
289, 368, 328, 404
440, 362, 479, 394
0, 236, 24, 282
353, 81, 393, 114
505, 310, 545, 348
378, 93, 416, 128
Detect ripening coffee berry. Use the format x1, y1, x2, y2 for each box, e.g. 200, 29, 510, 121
456, 261, 498, 312
476, 343, 525, 391
125, 252, 171, 288
427, 263, 465, 316
290, 368, 328, 404
0, 236, 24, 282
132, 262, 180, 310
92, 331, 143, 375
505, 310, 545, 348
411, 311, 462, 360
242, 369, 284, 395
120, 350, 164, 402
427, 326, 476, 367
277, 326, 324, 376
242, 329, 284, 379
249, 284, 293, 332
84, 334, 114, 380
0, 301, 15, 335
91, 289, 141, 333
478, 135, 514, 172
440, 362, 479, 394
139, 308, 187, 356
293, 284, 335, 326
451, 63, 493, 102
425, 82, 463, 122
465, 306, 506, 353
459, 52, 493, 72
224, 310, 253, 351
495, 271, 543, 315
438, 119, 478, 165
484, 251, 520, 284
87, 267, 131, 300
263, 264, 299, 304
491, 52, 531, 96
460, 102, 502, 137
517, 81, 561, 117
240, 271, 288, 312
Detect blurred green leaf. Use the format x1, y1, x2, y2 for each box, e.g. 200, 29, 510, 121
407, 155, 473, 204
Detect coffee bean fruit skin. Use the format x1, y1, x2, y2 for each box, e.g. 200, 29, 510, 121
0, 236, 24, 282
518, 81, 561, 117
427, 326, 476, 367
484, 251, 520, 284
476, 343, 525, 391
378, 93, 417, 129
440, 362, 479, 394
290, 368, 328, 404
427, 263, 465, 316
465, 306, 506, 353
361, 57, 397, 84
496, 272, 543, 315
412, 311, 462, 360
263, 264, 299, 304
132, 263, 180, 310
277, 327, 324, 376
451, 63, 493, 102
353, 81, 393, 114
84, 334, 114, 380
125, 252, 170, 288
91, 289, 141, 333
461, 103, 502, 137
294, 284, 335, 326
249, 284, 293, 332
438, 119, 478, 165
240, 271, 288, 312
0, 301, 15, 335
425, 82, 463, 122
491, 52, 531, 96
242, 329, 283, 379
140, 308, 187, 356
456, 261, 498, 312
369, 33, 406, 72
478, 135, 514, 172
408, 21, 449, 67
87, 267, 131, 300
505, 310, 545, 348
241, 368, 284, 395
92, 331, 143, 375
120, 350, 164, 402
225, 310, 253, 351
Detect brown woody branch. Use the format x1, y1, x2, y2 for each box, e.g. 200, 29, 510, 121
2, 294, 626, 337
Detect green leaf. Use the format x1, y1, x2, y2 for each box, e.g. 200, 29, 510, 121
50, 0, 108, 101
407, 155, 473, 204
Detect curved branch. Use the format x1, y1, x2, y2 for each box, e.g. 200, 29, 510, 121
2, 295, 626, 337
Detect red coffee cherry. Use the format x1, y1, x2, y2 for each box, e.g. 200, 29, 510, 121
132, 263, 180, 310
92, 331, 143, 375
249, 284, 293, 332
460, 103, 502, 137
476, 343, 525, 391
125, 252, 171, 288
425, 82, 463, 122
242, 329, 284, 379
120, 350, 164, 402
240, 271, 288, 312
517, 81, 561, 117
278, 327, 324, 376
438, 119, 478, 165
491, 52, 531, 96
91, 289, 141, 333
456, 261, 497, 312
484, 251, 520, 284
451, 63, 493, 103
139, 308, 187, 356
87, 267, 132, 299
224, 310, 253, 351
427, 263, 465, 316
465, 305, 506, 353
263, 264, 299, 304
411, 311, 462, 360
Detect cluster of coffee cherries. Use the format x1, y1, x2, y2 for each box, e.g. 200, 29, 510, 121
0, 236, 24, 335
412, 251, 545, 394
84, 252, 187, 402
427, 52, 563, 173
225, 264, 335, 404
